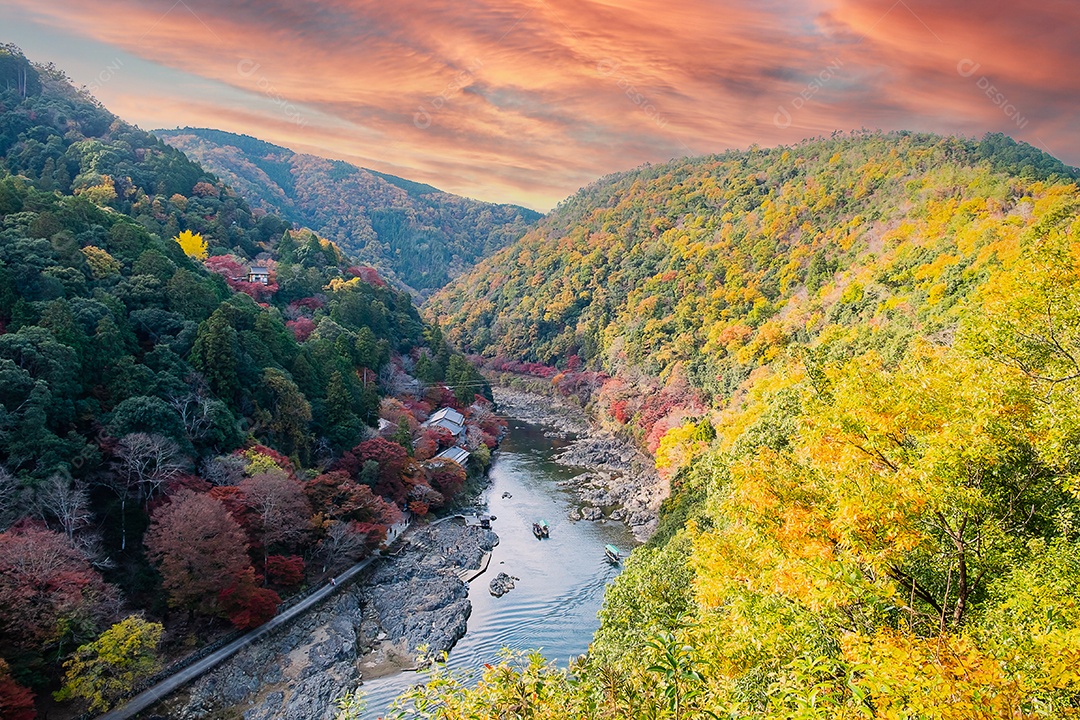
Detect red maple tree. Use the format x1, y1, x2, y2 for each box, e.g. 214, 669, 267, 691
338, 438, 409, 503
218, 567, 280, 629
0, 659, 34, 720
145, 490, 253, 617
0, 524, 115, 656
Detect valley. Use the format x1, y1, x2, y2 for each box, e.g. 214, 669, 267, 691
109, 393, 646, 720
1, 28, 1080, 720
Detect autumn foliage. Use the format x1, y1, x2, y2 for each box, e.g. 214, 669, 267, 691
218, 568, 280, 630
0, 54, 501, 714
0, 659, 35, 720
401, 135, 1080, 717
55, 615, 162, 713
173, 229, 208, 260
265, 555, 305, 588
338, 437, 409, 502
0, 524, 116, 658
204, 254, 278, 300
145, 490, 253, 617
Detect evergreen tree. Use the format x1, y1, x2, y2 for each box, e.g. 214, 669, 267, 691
392, 418, 413, 456
190, 311, 240, 402
354, 326, 381, 369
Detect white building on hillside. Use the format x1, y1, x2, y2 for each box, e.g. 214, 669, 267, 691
424, 407, 465, 438
247, 265, 270, 284
435, 446, 470, 466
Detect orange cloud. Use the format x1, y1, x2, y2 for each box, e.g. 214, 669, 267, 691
9, 0, 1077, 209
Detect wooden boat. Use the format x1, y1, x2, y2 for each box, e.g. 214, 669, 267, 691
605, 544, 621, 563
532, 521, 545, 538
539, 519, 550, 537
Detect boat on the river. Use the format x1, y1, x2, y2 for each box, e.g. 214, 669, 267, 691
605, 544, 621, 563
532, 519, 550, 538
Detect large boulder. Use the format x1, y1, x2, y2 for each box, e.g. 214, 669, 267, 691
489, 572, 516, 597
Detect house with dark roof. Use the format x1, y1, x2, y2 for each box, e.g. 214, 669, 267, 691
424, 407, 465, 438
247, 265, 270, 285
435, 446, 470, 466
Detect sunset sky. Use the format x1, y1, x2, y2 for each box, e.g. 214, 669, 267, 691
3, 0, 1076, 210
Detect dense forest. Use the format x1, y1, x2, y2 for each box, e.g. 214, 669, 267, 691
0, 44, 496, 717
429, 132, 1079, 449
155, 128, 542, 295
396, 134, 1080, 717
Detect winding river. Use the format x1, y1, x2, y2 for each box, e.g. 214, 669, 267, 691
358, 416, 636, 717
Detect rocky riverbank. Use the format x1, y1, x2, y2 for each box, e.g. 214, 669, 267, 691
493, 387, 667, 541
163, 522, 496, 720
491, 387, 591, 437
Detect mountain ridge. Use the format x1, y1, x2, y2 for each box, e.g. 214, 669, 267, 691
0, 44, 495, 716
154, 127, 542, 295
429, 129, 1077, 375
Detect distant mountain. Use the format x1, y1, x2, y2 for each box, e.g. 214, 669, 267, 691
154, 128, 542, 294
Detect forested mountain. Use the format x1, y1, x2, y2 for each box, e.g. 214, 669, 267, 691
154, 128, 541, 295
406, 134, 1080, 716
431, 131, 1077, 381
0, 45, 494, 716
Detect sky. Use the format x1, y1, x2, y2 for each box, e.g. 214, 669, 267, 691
2, 0, 1076, 211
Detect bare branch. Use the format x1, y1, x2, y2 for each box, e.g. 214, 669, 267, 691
113, 433, 186, 503
37, 474, 92, 541
0, 465, 30, 531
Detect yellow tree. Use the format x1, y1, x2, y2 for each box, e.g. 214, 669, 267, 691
55, 615, 163, 712
80, 246, 121, 279
689, 337, 1075, 716
967, 207, 1080, 476
174, 229, 208, 260
76, 175, 118, 205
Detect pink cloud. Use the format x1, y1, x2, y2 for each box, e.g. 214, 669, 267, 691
9, 0, 1077, 209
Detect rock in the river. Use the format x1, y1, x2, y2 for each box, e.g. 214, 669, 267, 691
489, 572, 516, 597
580, 506, 603, 521
362, 524, 497, 656
492, 387, 590, 436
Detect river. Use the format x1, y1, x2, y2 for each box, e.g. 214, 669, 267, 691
358, 416, 637, 717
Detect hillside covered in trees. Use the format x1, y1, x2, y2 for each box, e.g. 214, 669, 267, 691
399, 134, 1080, 717
0, 44, 496, 717
155, 128, 541, 295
